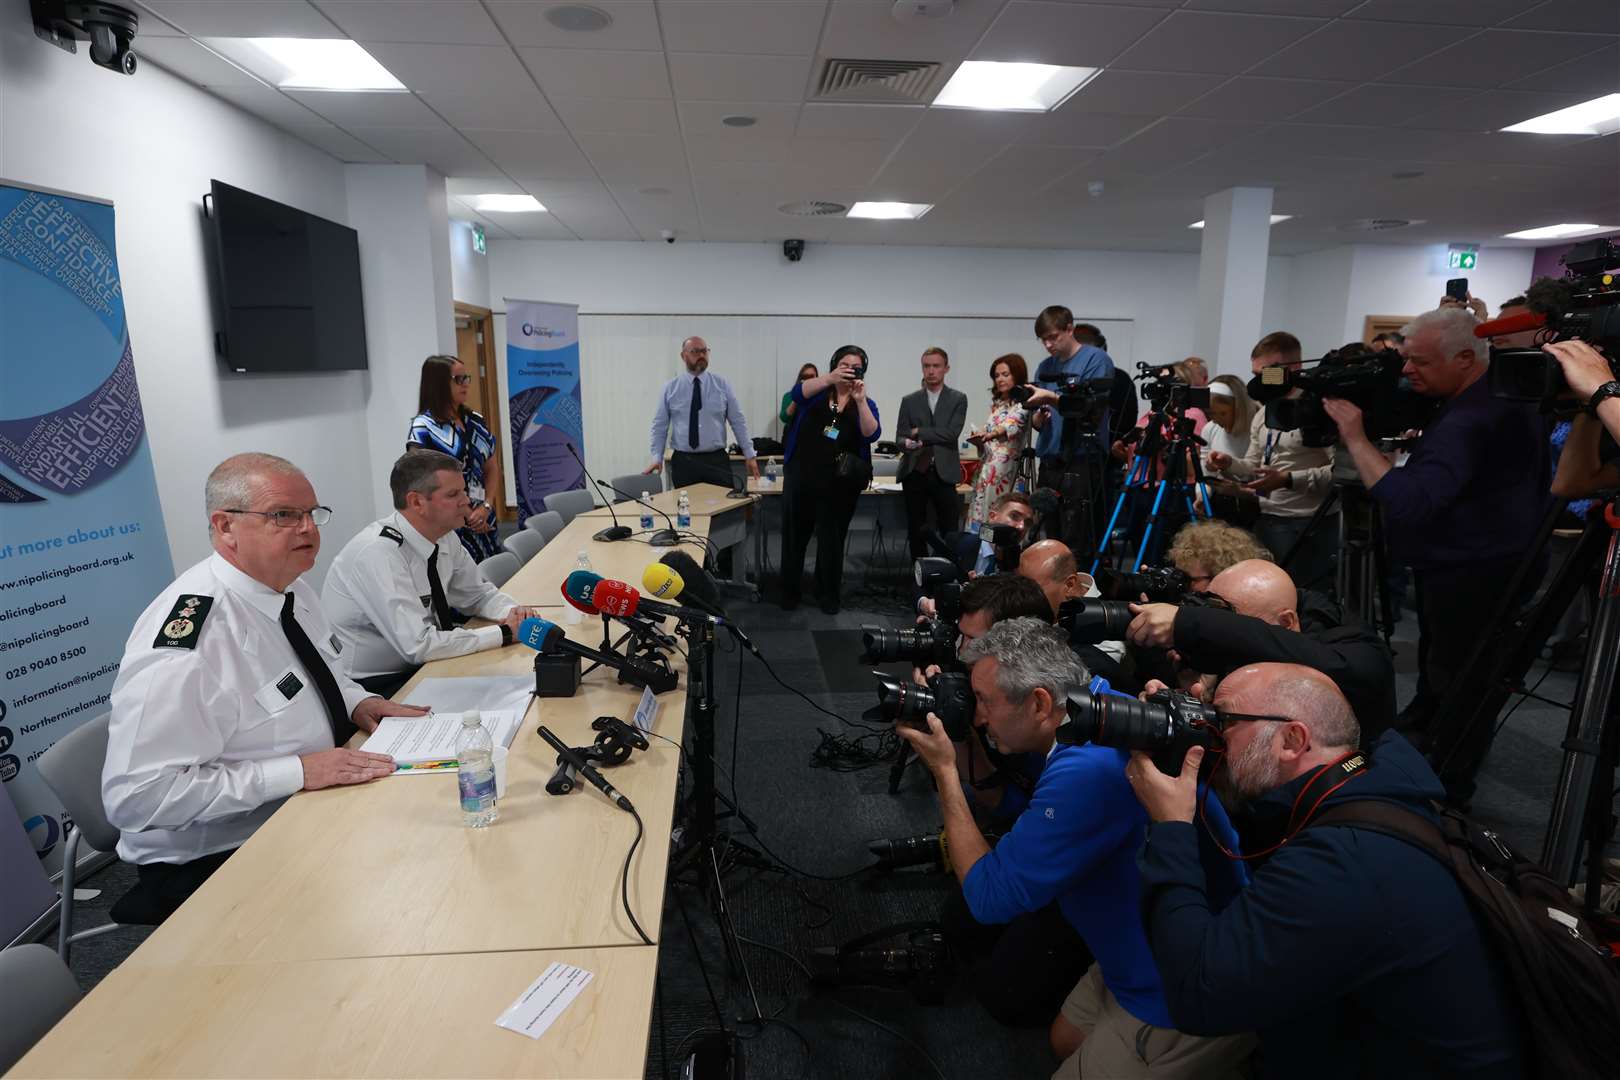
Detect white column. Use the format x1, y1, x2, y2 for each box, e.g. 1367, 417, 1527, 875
1194, 186, 1274, 377
344, 164, 457, 518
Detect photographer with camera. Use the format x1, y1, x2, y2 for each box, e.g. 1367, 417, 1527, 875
1209, 332, 1339, 591
897, 619, 1254, 1076
1546, 338, 1620, 449
1166, 520, 1272, 592
1124, 663, 1525, 1079
1021, 306, 1116, 551
1322, 307, 1550, 794
1125, 559, 1396, 737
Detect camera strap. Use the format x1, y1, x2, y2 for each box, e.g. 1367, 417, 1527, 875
1202, 749, 1370, 863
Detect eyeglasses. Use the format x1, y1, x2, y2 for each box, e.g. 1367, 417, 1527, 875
451, 374, 472, 386
222, 506, 333, 528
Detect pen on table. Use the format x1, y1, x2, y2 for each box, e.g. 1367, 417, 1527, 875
395, 760, 458, 771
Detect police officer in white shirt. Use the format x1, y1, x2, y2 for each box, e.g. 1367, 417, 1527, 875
102, 453, 426, 924
323, 449, 542, 697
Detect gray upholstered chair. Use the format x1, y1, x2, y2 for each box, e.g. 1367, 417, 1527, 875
524, 510, 565, 546
608, 473, 663, 502
33, 714, 125, 964
480, 551, 520, 587
0, 944, 81, 1072
502, 529, 544, 564
543, 488, 597, 524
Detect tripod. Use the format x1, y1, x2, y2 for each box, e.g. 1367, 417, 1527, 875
1094, 406, 1211, 574
1280, 482, 1395, 638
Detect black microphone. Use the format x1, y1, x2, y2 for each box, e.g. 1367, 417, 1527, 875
537, 725, 633, 812
656, 550, 726, 618
563, 442, 631, 542
518, 616, 677, 694
592, 478, 679, 547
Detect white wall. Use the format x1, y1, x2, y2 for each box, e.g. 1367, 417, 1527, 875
449, 220, 490, 308
0, 0, 379, 582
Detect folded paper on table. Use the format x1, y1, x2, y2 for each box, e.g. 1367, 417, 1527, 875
495, 962, 594, 1041
361, 710, 521, 771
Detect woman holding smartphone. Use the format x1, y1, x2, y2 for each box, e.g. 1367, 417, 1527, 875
407, 354, 502, 563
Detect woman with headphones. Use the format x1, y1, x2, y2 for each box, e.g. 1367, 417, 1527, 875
778, 345, 882, 613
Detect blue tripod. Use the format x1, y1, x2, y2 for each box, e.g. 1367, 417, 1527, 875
1093, 410, 1212, 575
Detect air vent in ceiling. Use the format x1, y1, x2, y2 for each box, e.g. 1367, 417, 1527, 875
815, 58, 943, 103
1339, 218, 1423, 232
779, 200, 849, 217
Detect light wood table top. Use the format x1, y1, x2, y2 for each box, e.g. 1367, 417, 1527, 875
126, 613, 685, 969
9, 946, 657, 1080
503, 514, 710, 607
745, 477, 970, 497
580, 481, 755, 520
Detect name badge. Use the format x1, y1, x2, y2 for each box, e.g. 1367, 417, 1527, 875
823, 425, 840, 440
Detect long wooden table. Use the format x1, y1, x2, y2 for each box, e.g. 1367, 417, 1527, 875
6, 491, 745, 1080
580, 484, 759, 596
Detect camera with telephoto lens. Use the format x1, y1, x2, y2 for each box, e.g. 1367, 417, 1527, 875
1488, 240, 1620, 405
1057, 685, 1227, 775
1258, 344, 1436, 448
1057, 596, 1135, 646
1138, 363, 1213, 413
809, 926, 953, 1004
861, 617, 958, 668
914, 556, 964, 623
871, 670, 974, 740
1010, 374, 1115, 425
1097, 564, 1192, 604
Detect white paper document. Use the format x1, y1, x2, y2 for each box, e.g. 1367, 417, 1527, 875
360, 710, 520, 768
400, 675, 533, 718
495, 962, 594, 1041
872, 482, 904, 493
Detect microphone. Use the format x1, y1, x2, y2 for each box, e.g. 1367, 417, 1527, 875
657, 550, 726, 617
592, 478, 679, 547
1474, 310, 1547, 339
536, 724, 633, 812
563, 442, 630, 542
518, 615, 677, 693
644, 561, 759, 656
580, 576, 720, 625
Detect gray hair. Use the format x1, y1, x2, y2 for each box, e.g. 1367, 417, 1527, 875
205, 453, 304, 519
1402, 306, 1482, 364
391, 449, 463, 509
960, 617, 1088, 704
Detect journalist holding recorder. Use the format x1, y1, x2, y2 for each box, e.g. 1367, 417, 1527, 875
1124, 663, 1525, 1079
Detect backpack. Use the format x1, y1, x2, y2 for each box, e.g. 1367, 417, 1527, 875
1310, 800, 1620, 1080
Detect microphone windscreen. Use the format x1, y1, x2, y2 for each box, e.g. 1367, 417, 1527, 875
659, 550, 724, 615
643, 562, 684, 600
562, 569, 603, 609
1473, 309, 1546, 339
517, 616, 561, 652
590, 578, 640, 618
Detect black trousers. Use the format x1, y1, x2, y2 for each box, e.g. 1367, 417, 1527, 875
669, 448, 733, 490
779, 467, 860, 607
941, 889, 1094, 1028
902, 467, 962, 560
110, 848, 236, 926
357, 668, 417, 700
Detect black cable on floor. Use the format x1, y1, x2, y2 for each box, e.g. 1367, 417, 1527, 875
746, 645, 889, 734
1492, 663, 1559, 742
623, 806, 653, 946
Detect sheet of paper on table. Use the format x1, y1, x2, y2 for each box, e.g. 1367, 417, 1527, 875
361, 710, 520, 769
401, 675, 534, 717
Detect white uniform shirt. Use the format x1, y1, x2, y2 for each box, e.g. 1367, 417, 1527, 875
321, 511, 516, 680
103, 554, 371, 865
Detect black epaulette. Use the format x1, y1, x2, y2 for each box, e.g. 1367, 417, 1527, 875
153, 594, 214, 650
379, 525, 405, 545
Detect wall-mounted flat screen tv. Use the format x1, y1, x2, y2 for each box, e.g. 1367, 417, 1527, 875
209, 179, 368, 372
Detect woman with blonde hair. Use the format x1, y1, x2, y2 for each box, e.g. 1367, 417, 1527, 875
1201, 374, 1254, 467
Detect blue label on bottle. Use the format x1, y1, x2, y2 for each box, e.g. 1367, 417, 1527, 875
459, 771, 495, 812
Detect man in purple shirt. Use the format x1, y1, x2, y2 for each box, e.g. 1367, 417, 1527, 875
1324, 305, 1550, 802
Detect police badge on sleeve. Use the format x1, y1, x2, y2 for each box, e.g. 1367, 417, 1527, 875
153, 595, 213, 650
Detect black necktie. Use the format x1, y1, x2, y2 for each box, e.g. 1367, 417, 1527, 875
280, 592, 354, 747
689, 376, 702, 450
426, 547, 455, 631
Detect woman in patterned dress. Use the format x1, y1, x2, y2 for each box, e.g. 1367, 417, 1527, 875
966, 353, 1030, 530
406, 354, 502, 563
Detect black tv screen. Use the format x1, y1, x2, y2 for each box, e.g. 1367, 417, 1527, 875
209, 180, 368, 372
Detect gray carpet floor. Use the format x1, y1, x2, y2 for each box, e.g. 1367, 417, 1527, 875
50, 545, 1609, 1080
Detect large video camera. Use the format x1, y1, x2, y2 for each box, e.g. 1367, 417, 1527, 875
1058, 685, 1228, 775
1010, 374, 1114, 429
1137, 362, 1212, 414
1258, 344, 1434, 448
1487, 239, 1620, 404
871, 670, 974, 740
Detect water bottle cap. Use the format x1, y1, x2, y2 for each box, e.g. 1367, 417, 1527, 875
577, 550, 588, 560
461, 712, 481, 725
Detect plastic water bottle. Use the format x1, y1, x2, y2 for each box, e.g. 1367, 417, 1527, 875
456, 711, 498, 828
640, 502, 655, 530
561, 550, 592, 624
676, 490, 691, 529
765, 460, 779, 487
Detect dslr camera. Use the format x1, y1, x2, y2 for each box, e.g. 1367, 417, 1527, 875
1258, 344, 1434, 448
1057, 596, 1135, 646
914, 556, 964, 622
1096, 564, 1192, 604
1488, 239, 1620, 405
1057, 685, 1228, 775
861, 618, 958, 668
1010, 374, 1115, 425
871, 670, 974, 740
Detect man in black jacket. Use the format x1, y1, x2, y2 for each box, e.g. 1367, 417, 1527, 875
1124, 559, 1396, 738
1123, 663, 1525, 1080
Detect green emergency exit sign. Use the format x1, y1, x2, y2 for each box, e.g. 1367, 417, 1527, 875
1448, 249, 1477, 270
472, 224, 486, 255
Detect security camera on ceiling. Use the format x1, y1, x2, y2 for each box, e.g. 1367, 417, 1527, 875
32, 0, 139, 75
891, 0, 955, 21
783, 239, 806, 262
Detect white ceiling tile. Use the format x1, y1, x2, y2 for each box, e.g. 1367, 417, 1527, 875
283, 89, 443, 126
818, 0, 1008, 60
678, 100, 801, 137
972, 2, 1169, 67
358, 42, 535, 98
1504, 43, 1620, 94
1504, 0, 1620, 33
659, 2, 827, 57
684, 134, 798, 163
1185, 0, 1359, 13
486, 1, 664, 50
490, 212, 579, 240
576, 133, 690, 180
284, 123, 393, 162
553, 97, 681, 134
1233, 123, 1465, 161
418, 87, 565, 131
1381, 29, 1612, 89
1059, 69, 1226, 115
668, 52, 812, 102
1176, 77, 1355, 122
464, 129, 600, 177
207, 82, 331, 126
1401, 88, 1606, 132
1433, 130, 1600, 167
348, 126, 504, 174
1292, 84, 1478, 126
314, 1, 507, 44
1349, 0, 1544, 25
1251, 20, 1475, 81
1015, 110, 1154, 147
135, 36, 262, 86
1101, 116, 1260, 173
550, 210, 640, 240
447, 177, 526, 196
141, 1, 342, 37
518, 47, 673, 98
1110, 11, 1325, 75
608, 182, 704, 236
796, 102, 923, 140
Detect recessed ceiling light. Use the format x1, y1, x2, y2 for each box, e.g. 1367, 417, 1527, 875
1188, 215, 1293, 229
721, 115, 757, 127
848, 201, 933, 220
933, 61, 1098, 112
545, 5, 613, 32
1501, 93, 1620, 135
210, 38, 406, 92
470, 194, 546, 213
1502, 223, 1618, 240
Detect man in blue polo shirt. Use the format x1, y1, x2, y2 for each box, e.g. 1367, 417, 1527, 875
1024, 307, 1115, 552
897, 618, 1254, 1077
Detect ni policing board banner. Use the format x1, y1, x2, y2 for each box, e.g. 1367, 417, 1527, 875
505, 298, 586, 520
0, 181, 174, 883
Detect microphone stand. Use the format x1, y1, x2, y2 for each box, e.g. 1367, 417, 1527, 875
594, 479, 680, 547
564, 443, 632, 542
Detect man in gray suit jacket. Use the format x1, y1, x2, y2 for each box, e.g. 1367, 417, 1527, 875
897, 347, 969, 560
